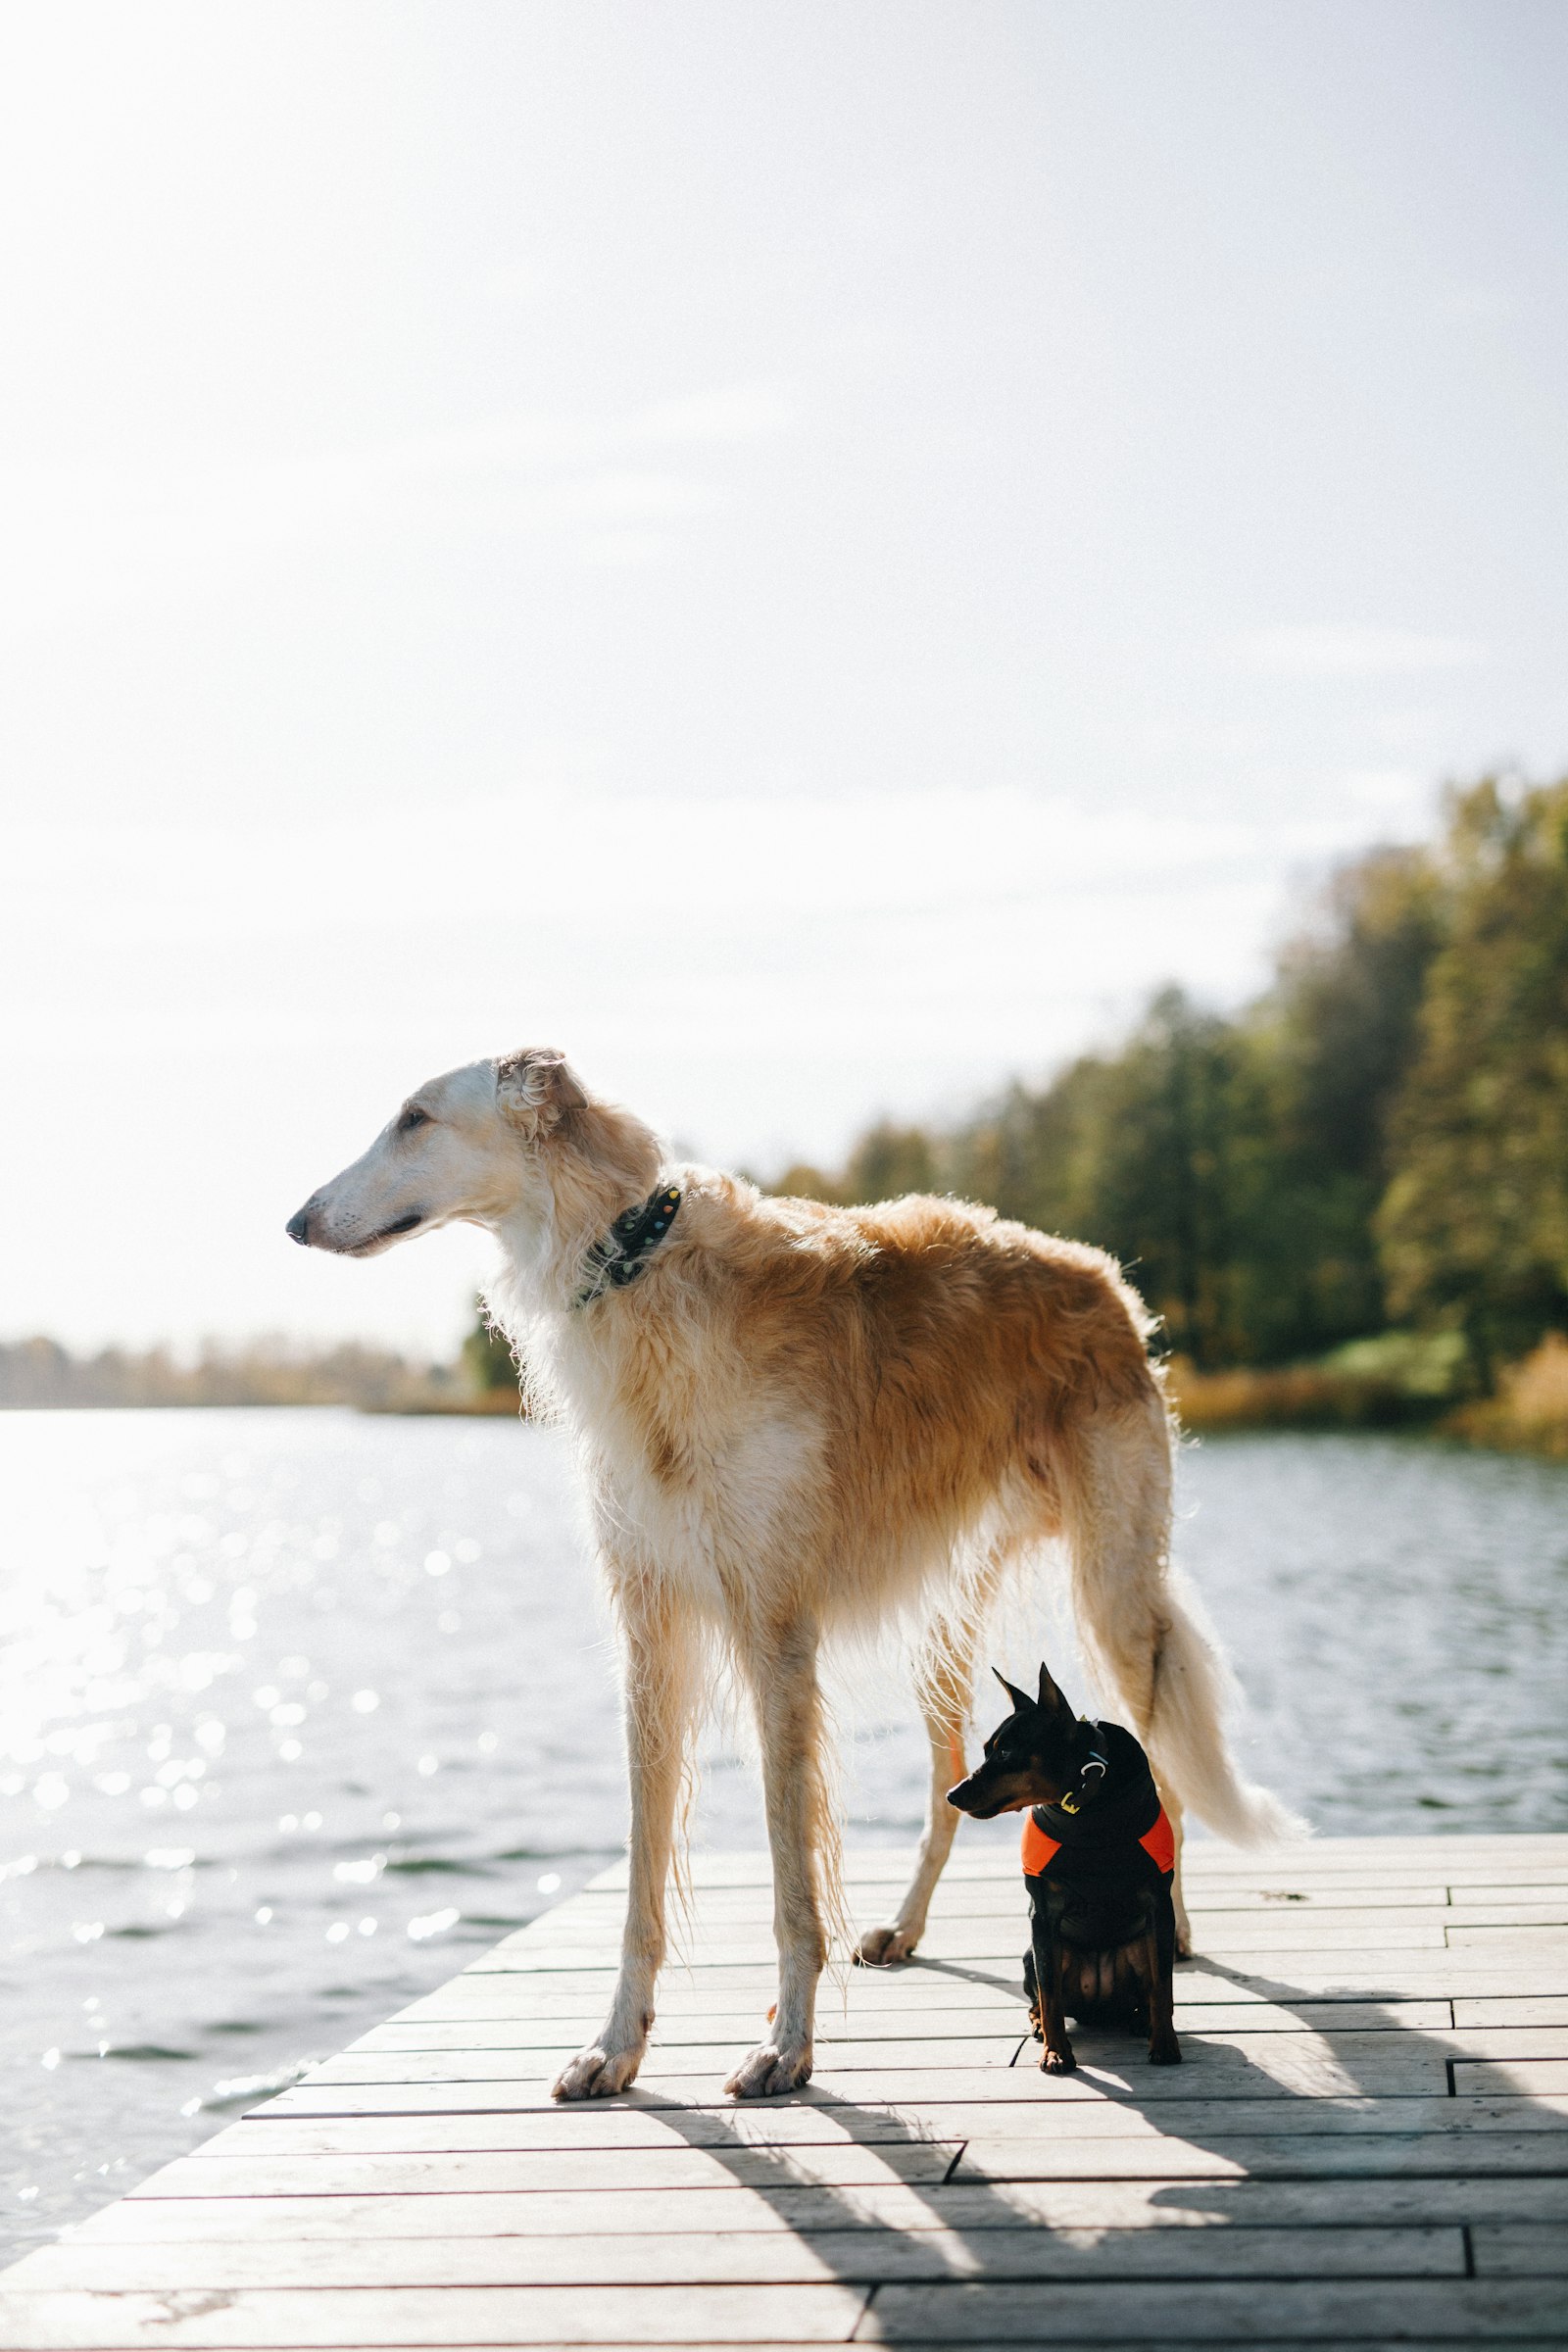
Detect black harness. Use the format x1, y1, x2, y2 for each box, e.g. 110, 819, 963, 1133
572, 1184, 683, 1309
1021, 1719, 1175, 1952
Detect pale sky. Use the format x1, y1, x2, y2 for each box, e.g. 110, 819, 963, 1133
2, 1, 1564, 1353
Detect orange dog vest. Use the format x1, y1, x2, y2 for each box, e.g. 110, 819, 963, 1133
1022, 1801, 1175, 1880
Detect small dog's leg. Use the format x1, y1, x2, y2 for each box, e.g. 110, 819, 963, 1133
553, 1576, 697, 2101
1023, 1944, 1043, 2040
1138, 1909, 1182, 2066
856, 1585, 996, 1966
1032, 1919, 1075, 2074
726, 1621, 829, 2099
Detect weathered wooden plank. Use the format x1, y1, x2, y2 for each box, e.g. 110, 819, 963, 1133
955, 2131, 1568, 2181
460, 1948, 1568, 1991
584, 1865, 1514, 1908
557, 1882, 1469, 1919
79, 2172, 1568, 2237
1446, 1925, 1568, 1951
1469, 2224, 1568, 2276
1453, 2058, 1568, 2095
391, 1965, 1545, 2018
216, 2092, 1568, 2160
262, 2039, 1457, 2113
356, 2009, 1024, 2047
485, 1918, 1461, 1964
313, 2025, 1568, 2086
591, 1836, 1568, 1889
858, 2277, 1568, 2340
7, 2222, 1467, 2291
1450, 1885, 1568, 1905
0, 2283, 870, 2346
127, 2143, 964, 2198
357, 1999, 1456, 2051
1452, 1996, 1568, 2026
1444, 1903, 1568, 1927
306, 2037, 1027, 2084
1432, 2027, 1568, 2058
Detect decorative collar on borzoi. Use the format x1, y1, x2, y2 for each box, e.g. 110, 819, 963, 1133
573, 1185, 683, 1309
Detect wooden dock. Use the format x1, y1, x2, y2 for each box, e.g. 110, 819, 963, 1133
2, 1833, 1566, 2346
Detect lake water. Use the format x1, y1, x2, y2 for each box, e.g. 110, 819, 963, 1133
1, 1407, 1565, 2265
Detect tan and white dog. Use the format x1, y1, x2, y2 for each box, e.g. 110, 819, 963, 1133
288, 1048, 1299, 2100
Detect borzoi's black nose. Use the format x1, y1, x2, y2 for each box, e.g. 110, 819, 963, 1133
285, 1207, 312, 1246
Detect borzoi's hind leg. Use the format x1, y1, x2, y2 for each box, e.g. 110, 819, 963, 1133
856, 1575, 996, 1967
553, 1574, 699, 2101
1163, 1788, 1192, 1956
726, 1619, 831, 2099
1058, 1399, 1199, 1953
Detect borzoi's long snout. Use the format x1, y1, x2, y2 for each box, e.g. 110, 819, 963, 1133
286, 1149, 429, 1258
286, 1058, 524, 1257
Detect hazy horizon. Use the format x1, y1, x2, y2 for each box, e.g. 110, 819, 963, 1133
2, 2, 1565, 1353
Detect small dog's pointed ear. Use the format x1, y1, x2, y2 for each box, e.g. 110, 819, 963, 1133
1037, 1660, 1070, 1717
495, 1049, 589, 1135
992, 1665, 1031, 1714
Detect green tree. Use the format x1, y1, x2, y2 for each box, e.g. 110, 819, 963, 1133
1233, 844, 1443, 1355
951, 991, 1255, 1365
1378, 778, 1568, 1373
841, 1122, 941, 1203
463, 1300, 520, 1396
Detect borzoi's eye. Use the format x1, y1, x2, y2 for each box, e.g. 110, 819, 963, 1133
398, 1106, 431, 1134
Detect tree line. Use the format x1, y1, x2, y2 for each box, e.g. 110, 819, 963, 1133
769, 776, 1568, 1384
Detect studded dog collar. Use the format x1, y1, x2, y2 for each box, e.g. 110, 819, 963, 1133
572, 1184, 683, 1309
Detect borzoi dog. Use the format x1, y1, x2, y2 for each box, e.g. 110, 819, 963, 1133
288, 1048, 1299, 2100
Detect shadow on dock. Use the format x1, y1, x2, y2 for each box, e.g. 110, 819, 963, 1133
625, 1945, 1492, 2342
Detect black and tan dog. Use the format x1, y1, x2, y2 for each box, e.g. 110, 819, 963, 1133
949, 1662, 1182, 2073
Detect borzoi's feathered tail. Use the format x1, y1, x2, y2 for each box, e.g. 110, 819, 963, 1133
1061, 1392, 1309, 1845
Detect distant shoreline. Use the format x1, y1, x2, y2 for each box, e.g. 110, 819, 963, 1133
0, 1318, 523, 1417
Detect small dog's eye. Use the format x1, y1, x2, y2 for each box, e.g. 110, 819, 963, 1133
399, 1107, 430, 1133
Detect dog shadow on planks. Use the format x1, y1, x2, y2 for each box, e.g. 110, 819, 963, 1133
626, 1948, 1478, 2346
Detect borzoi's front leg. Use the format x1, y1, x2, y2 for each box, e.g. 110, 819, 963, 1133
726, 1623, 829, 2099
552, 1580, 697, 2101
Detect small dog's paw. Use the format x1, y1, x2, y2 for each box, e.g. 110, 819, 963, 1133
1040, 2045, 1077, 2075
550, 2041, 644, 2100
724, 2040, 813, 2098
1148, 2036, 1183, 2066
854, 1924, 918, 1967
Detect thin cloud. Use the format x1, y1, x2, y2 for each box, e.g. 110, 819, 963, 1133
632, 384, 794, 445
0, 383, 791, 630
1232, 626, 1490, 678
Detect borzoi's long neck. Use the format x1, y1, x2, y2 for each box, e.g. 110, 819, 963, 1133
485, 1098, 667, 1370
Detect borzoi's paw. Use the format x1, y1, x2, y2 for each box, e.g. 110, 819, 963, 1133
550, 2040, 644, 2100
724, 2040, 813, 2098
854, 1924, 919, 1967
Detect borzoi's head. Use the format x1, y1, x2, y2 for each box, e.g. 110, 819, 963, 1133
285, 1050, 662, 1283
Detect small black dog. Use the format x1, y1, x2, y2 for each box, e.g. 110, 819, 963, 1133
948, 1661, 1182, 2073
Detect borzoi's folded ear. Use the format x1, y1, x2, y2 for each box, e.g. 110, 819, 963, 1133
1036, 1660, 1071, 1718
495, 1049, 589, 1136
992, 1666, 1032, 1715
